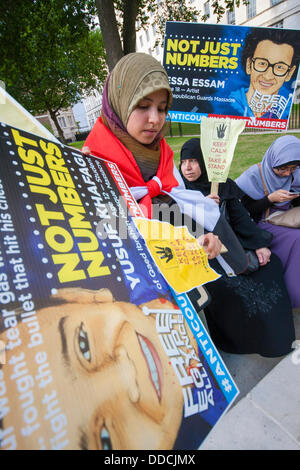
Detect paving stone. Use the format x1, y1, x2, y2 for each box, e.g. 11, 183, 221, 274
198, 310, 300, 450
220, 351, 283, 404
248, 353, 300, 445
200, 395, 300, 450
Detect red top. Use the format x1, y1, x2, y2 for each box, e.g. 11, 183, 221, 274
83, 118, 179, 217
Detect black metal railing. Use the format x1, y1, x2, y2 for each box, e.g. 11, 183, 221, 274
288, 104, 300, 130
167, 103, 300, 138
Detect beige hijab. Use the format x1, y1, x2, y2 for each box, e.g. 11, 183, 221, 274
103, 53, 172, 181
108, 52, 172, 126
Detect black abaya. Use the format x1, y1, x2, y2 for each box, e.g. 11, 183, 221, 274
179, 138, 295, 357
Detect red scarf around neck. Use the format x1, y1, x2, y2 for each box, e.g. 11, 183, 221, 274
83, 118, 179, 217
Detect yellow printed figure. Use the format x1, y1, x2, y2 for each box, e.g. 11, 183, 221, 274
134, 218, 220, 294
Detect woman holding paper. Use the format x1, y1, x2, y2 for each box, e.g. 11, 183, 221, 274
82, 54, 264, 272
82, 52, 221, 261
179, 137, 295, 357
81, 53, 254, 277
81, 52, 232, 319
235, 135, 300, 309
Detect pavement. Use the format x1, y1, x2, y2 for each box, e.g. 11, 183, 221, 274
199, 309, 300, 450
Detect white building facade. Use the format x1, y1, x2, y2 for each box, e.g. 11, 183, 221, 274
72, 89, 102, 135
82, 89, 102, 130
203, 0, 300, 28
36, 90, 102, 143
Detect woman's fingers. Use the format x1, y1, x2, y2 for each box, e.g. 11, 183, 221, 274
198, 233, 222, 259
255, 247, 271, 266
81, 146, 91, 155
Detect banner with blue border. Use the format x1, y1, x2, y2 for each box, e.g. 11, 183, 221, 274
0, 123, 238, 450
163, 21, 300, 130
172, 289, 238, 405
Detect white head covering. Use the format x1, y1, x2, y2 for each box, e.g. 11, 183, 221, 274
235, 135, 300, 206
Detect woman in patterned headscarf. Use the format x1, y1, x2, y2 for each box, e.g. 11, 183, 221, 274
236, 135, 300, 308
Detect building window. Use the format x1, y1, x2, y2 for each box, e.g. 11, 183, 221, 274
204, 1, 210, 18
58, 116, 66, 128
271, 0, 281, 5
247, 0, 256, 18
227, 9, 235, 25
272, 20, 284, 28
146, 30, 150, 41
139, 36, 143, 47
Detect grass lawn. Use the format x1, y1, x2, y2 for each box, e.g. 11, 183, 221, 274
69, 141, 84, 150
69, 130, 300, 179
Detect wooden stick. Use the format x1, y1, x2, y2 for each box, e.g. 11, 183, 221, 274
220, 243, 228, 254
210, 180, 224, 251
210, 181, 219, 195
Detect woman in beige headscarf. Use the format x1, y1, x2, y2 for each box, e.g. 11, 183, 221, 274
83, 52, 221, 258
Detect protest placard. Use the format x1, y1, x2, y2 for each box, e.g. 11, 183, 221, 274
200, 116, 245, 184
0, 123, 238, 450
163, 22, 300, 130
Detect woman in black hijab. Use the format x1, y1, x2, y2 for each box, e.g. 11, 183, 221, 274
180, 137, 247, 211
180, 138, 272, 253
178, 138, 295, 358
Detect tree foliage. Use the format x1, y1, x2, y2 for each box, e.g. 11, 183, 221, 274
96, 0, 249, 70
0, 0, 107, 142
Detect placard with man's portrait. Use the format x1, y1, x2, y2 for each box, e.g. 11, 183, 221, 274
163, 22, 300, 130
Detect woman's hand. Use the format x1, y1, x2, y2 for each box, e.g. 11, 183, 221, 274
206, 194, 220, 205
81, 146, 91, 155
255, 247, 271, 266
197, 233, 222, 259
268, 189, 299, 203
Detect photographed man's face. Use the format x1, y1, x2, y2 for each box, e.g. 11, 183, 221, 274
246, 39, 296, 97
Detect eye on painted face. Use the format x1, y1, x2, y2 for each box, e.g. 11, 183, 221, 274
181, 158, 201, 182
126, 89, 168, 145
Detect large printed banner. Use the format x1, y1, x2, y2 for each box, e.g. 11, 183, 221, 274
0, 123, 238, 450
163, 22, 300, 130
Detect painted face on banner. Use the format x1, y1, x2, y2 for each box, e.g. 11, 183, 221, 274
1, 289, 185, 450
246, 40, 296, 98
